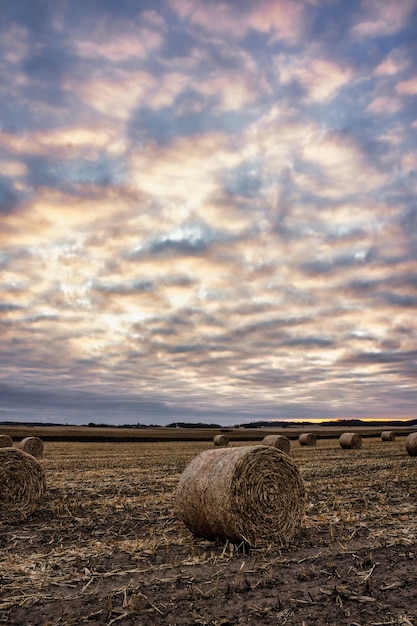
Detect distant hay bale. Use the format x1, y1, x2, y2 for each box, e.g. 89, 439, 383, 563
339, 432, 362, 449
381, 431, 396, 442
213, 434, 229, 447
0, 447, 46, 523
261, 434, 291, 454
405, 432, 417, 457
0, 435, 13, 448
16, 437, 44, 459
299, 433, 317, 447
176, 445, 305, 547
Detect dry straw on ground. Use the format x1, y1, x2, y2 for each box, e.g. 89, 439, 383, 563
381, 430, 396, 442
16, 436, 44, 458
299, 432, 317, 446
261, 434, 291, 454
405, 432, 417, 456
0, 435, 13, 448
176, 444, 305, 547
0, 447, 46, 523
213, 434, 229, 447
339, 432, 362, 449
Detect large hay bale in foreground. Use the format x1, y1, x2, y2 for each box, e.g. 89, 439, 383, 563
381, 431, 396, 442
299, 432, 317, 447
0, 448, 46, 523
213, 434, 229, 447
176, 445, 305, 547
405, 432, 417, 457
339, 432, 362, 449
262, 434, 291, 454
16, 437, 44, 459
0, 435, 13, 448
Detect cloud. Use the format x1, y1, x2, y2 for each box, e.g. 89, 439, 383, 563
277, 54, 352, 102
128, 130, 242, 206
194, 70, 262, 111
374, 50, 409, 76
91, 278, 155, 294
396, 76, 417, 95
300, 247, 376, 276
0, 303, 24, 312
298, 132, 386, 199
281, 336, 334, 348
0, 23, 29, 65
379, 292, 417, 308
127, 219, 237, 260
168, 0, 306, 42
342, 348, 417, 365
69, 69, 156, 122
402, 151, 417, 171
74, 15, 164, 62
367, 95, 403, 115
351, 0, 416, 39
0, 176, 21, 214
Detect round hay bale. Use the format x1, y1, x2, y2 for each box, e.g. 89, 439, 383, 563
176, 445, 305, 547
0, 447, 46, 523
381, 430, 396, 442
0, 435, 13, 448
261, 434, 291, 455
16, 437, 44, 459
213, 434, 229, 447
339, 432, 362, 449
299, 432, 317, 447
405, 432, 417, 457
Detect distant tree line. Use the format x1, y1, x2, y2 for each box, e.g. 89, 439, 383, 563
2, 417, 416, 429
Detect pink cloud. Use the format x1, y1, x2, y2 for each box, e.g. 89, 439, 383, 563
402, 152, 417, 171
168, 0, 306, 41
367, 95, 403, 114
247, 0, 306, 42
73, 10, 165, 62
277, 54, 352, 102
196, 71, 264, 111
1, 24, 29, 64
396, 77, 417, 95
351, 0, 416, 38
378, 125, 406, 145
300, 133, 386, 199
129, 131, 242, 206
66, 68, 189, 121
374, 51, 409, 76
71, 71, 155, 121
76, 29, 163, 61
168, 0, 247, 37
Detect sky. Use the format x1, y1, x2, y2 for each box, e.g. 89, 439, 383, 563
1, 0, 417, 426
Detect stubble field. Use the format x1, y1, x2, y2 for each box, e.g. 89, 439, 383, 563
0, 435, 416, 625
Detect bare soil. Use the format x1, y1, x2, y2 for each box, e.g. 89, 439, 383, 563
0, 438, 416, 625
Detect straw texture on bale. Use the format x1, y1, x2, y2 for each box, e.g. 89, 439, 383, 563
0, 448, 46, 523
176, 445, 305, 547
0, 435, 13, 448
213, 434, 229, 447
299, 433, 317, 447
339, 432, 362, 449
381, 430, 396, 442
261, 434, 291, 454
405, 432, 417, 457
16, 436, 44, 459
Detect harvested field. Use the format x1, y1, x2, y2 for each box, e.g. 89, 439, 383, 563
0, 436, 416, 625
